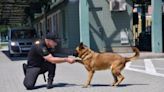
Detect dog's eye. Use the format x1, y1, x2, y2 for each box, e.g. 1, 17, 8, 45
80, 46, 85, 49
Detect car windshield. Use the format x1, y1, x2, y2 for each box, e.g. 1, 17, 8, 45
11, 29, 36, 39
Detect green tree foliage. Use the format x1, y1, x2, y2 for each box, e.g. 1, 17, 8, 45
0, 25, 7, 32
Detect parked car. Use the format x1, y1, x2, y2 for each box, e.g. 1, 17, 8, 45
8, 27, 37, 56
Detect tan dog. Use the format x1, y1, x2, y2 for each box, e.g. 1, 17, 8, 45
74, 42, 139, 88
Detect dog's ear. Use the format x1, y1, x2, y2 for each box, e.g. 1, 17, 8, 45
79, 42, 84, 49
80, 42, 83, 46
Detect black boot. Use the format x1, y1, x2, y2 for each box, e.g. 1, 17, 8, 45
23, 63, 27, 75
47, 78, 54, 89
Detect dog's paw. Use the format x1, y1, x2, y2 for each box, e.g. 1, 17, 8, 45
112, 84, 118, 87
112, 84, 119, 87
68, 55, 82, 61
112, 82, 117, 86
112, 82, 120, 87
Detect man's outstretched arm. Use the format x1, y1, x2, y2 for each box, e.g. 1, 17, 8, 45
43, 54, 75, 64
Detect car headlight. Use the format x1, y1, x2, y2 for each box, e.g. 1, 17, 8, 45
11, 42, 18, 46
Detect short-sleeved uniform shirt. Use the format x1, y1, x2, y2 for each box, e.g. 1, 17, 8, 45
27, 40, 55, 67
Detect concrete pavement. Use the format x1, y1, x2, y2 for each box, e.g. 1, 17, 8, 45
0, 47, 164, 92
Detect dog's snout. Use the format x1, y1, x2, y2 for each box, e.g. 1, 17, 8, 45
73, 51, 78, 57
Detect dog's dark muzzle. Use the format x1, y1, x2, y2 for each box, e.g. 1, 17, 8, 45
73, 51, 78, 57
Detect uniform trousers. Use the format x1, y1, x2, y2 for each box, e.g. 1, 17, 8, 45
23, 61, 56, 89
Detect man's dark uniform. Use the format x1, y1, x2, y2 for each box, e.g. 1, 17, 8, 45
23, 40, 56, 90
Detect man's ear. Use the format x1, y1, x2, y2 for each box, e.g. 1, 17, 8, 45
79, 42, 84, 49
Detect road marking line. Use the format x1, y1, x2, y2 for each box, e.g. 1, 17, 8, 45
130, 65, 145, 68
152, 58, 164, 60
125, 59, 164, 78
144, 59, 157, 74
131, 65, 164, 71
125, 62, 131, 69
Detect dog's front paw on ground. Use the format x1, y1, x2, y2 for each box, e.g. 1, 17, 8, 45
112, 83, 119, 87
112, 82, 117, 86
112, 82, 120, 87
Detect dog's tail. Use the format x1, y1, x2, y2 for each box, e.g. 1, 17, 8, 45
125, 47, 140, 62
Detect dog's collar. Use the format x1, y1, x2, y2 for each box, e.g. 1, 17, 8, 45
82, 51, 94, 61
79, 49, 89, 57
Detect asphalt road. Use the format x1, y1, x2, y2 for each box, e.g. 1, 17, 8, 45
0, 50, 164, 92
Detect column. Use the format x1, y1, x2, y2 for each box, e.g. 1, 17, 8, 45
151, 0, 163, 52
79, 0, 90, 47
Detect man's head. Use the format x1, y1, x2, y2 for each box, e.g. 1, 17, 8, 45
45, 32, 59, 48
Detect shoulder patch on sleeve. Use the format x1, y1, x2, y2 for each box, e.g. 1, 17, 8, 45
42, 47, 49, 56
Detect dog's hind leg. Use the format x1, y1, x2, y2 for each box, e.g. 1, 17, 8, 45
114, 72, 124, 86
115, 72, 124, 86
111, 71, 118, 86
111, 68, 124, 86
83, 70, 95, 88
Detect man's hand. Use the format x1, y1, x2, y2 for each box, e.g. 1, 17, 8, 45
65, 57, 76, 64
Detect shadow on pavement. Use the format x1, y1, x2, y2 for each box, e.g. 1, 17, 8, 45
53, 83, 79, 87
91, 83, 148, 87
28, 83, 79, 90
116, 83, 149, 87
91, 84, 110, 87
2, 50, 27, 61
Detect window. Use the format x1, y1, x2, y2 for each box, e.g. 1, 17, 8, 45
109, 0, 127, 11
47, 17, 52, 32
11, 29, 36, 39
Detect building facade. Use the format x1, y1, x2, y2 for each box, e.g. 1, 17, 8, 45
88, 0, 133, 52
33, 0, 134, 53
34, 0, 80, 53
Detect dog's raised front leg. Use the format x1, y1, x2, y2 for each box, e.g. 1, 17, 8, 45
83, 70, 94, 88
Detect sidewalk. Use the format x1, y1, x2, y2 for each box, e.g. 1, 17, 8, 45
0, 45, 8, 51
0, 46, 164, 92
138, 52, 164, 59
1, 45, 164, 59
118, 52, 164, 60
